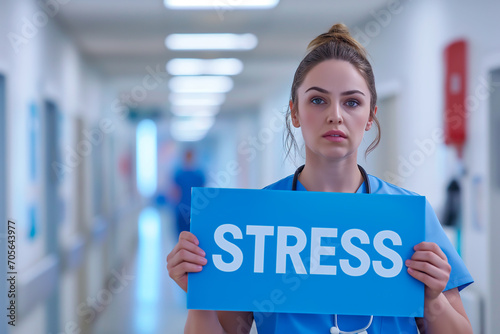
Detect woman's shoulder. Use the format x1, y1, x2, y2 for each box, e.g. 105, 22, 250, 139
262, 174, 294, 190
261, 173, 423, 195
367, 174, 421, 197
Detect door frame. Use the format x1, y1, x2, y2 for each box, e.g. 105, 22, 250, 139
477, 52, 500, 334
0, 72, 8, 334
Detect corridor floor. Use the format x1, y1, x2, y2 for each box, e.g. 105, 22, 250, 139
91, 207, 188, 334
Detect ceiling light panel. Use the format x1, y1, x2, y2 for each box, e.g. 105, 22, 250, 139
169, 93, 226, 106
167, 58, 243, 76
170, 105, 220, 117
165, 33, 257, 51
169, 76, 233, 93
165, 0, 279, 10
170, 116, 215, 142
172, 115, 215, 131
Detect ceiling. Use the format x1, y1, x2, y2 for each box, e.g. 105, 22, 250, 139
56, 0, 391, 114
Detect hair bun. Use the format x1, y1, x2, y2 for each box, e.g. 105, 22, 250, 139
307, 23, 366, 58
328, 23, 350, 35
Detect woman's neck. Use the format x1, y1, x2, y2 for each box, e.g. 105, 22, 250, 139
298, 155, 364, 193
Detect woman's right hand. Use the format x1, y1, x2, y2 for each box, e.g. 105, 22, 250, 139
167, 231, 208, 292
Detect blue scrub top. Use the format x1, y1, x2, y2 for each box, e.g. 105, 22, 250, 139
254, 173, 473, 334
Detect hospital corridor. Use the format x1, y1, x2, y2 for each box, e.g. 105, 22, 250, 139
1, 0, 500, 333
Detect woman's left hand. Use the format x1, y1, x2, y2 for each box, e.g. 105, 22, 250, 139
405, 241, 452, 301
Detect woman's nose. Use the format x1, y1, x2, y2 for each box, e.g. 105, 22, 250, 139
327, 104, 343, 124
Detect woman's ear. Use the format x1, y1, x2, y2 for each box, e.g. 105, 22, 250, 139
365, 106, 377, 131
290, 100, 300, 128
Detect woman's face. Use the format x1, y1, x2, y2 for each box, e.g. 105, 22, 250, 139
291, 59, 376, 163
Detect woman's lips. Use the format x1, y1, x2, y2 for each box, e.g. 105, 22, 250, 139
322, 130, 346, 142
323, 135, 346, 142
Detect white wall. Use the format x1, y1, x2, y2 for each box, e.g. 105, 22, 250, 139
1, 0, 84, 330
0, 1, 139, 333
257, 85, 298, 188
205, 112, 255, 189
206, 84, 298, 191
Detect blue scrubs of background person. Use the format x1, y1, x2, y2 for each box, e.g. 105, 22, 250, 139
173, 149, 205, 235
253, 173, 473, 334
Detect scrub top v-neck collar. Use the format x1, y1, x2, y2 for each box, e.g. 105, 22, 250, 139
294, 178, 368, 194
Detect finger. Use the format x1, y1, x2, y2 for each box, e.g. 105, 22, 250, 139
405, 259, 449, 281
177, 238, 206, 257
167, 238, 205, 263
410, 251, 450, 270
179, 231, 200, 245
414, 242, 447, 261
407, 267, 447, 292
169, 262, 204, 281
167, 251, 207, 273
167, 249, 208, 270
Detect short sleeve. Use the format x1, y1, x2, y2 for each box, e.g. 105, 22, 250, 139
424, 200, 474, 291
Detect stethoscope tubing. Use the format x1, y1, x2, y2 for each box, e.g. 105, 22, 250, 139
291, 164, 371, 194
291, 164, 373, 334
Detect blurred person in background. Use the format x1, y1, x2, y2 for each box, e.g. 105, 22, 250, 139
172, 148, 206, 235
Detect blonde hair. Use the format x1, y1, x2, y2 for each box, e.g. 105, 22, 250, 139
285, 23, 380, 160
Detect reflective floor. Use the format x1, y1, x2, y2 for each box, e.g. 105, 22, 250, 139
92, 207, 188, 334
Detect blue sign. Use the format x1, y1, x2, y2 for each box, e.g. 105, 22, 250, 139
188, 188, 425, 317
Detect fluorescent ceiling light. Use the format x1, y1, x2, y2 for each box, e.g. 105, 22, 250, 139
165, 0, 279, 9
171, 115, 215, 131
169, 76, 233, 93
171, 131, 208, 142
170, 116, 215, 142
165, 33, 257, 51
167, 58, 243, 76
169, 93, 226, 107
171, 105, 220, 117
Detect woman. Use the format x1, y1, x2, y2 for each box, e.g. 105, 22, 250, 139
166, 23, 473, 334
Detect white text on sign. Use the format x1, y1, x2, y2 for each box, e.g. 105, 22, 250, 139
212, 224, 403, 278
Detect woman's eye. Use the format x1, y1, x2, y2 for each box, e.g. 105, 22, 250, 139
345, 100, 359, 107
311, 97, 324, 105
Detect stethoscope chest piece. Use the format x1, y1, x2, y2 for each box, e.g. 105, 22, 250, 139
330, 327, 340, 334
330, 327, 367, 334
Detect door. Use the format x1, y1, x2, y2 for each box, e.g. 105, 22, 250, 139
44, 100, 61, 333
488, 68, 500, 334
0, 73, 8, 334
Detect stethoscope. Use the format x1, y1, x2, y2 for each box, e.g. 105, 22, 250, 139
292, 164, 373, 334
292, 164, 371, 194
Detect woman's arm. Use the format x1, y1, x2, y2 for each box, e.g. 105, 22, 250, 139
185, 310, 227, 334
415, 288, 472, 334
406, 242, 472, 334
218, 311, 254, 334
184, 310, 253, 334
